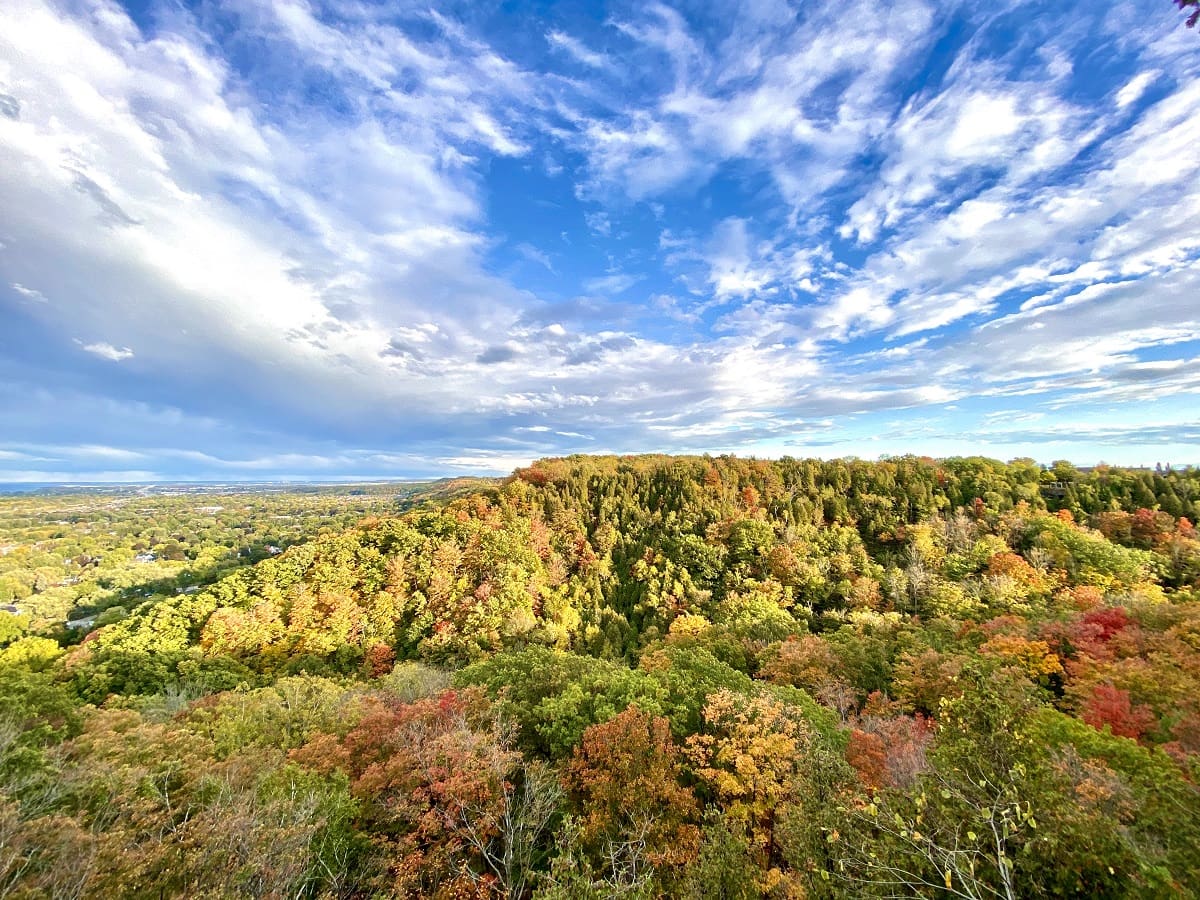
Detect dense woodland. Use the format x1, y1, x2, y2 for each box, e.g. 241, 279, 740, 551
2, 455, 1200, 898
0, 480, 483, 624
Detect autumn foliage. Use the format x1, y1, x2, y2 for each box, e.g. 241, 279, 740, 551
567, 706, 700, 868
3, 455, 1200, 897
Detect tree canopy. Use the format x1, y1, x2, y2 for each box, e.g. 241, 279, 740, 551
2, 454, 1199, 897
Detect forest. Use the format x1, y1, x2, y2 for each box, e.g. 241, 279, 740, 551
1, 454, 1199, 898
0, 479, 485, 624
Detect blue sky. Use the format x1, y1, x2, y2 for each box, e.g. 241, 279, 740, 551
1, 0, 1198, 481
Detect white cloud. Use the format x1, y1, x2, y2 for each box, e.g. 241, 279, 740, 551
660, 218, 823, 307
583, 272, 641, 295
78, 341, 134, 362
569, 0, 937, 206
10, 282, 46, 302
546, 29, 610, 69
583, 210, 612, 236
816, 286, 894, 340
1115, 70, 1158, 108
0, 0, 556, 431
515, 242, 556, 273
840, 81, 1086, 245
815, 63, 1200, 342
704, 218, 773, 300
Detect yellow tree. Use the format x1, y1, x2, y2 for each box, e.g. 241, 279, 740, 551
685, 689, 811, 894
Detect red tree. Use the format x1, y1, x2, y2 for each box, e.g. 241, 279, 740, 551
567, 706, 700, 868
1081, 684, 1156, 740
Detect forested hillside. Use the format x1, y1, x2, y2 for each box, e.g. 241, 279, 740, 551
3, 455, 1200, 898
0, 479, 489, 624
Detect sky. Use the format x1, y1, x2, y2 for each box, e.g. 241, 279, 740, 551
1, 0, 1198, 482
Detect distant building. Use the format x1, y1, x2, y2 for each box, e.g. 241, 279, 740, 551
65, 616, 96, 630
0, 604, 20, 615
134, 552, 157, 563
266, 545, 282, 555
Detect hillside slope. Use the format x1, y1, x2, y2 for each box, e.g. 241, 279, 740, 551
3, 454, 1200, 898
